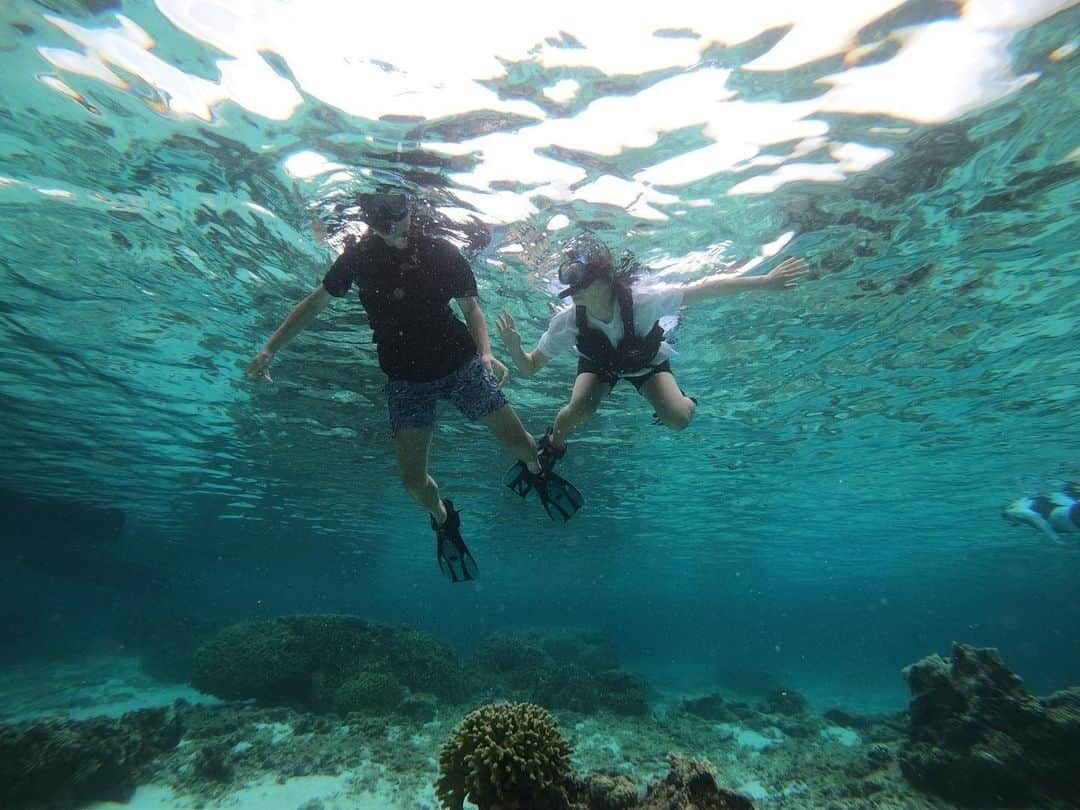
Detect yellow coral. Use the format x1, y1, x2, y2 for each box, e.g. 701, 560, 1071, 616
435, 702, 572, 810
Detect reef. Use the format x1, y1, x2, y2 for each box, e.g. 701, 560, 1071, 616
30, 623, 1080, 809
191, 614, 467, 712
679, 687, 898, 743
472, 628, 650, 715
436, 702, 756, 810
0, 706, 181, 809
900, 642, 1080, 807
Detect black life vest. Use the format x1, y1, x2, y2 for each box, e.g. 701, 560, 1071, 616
575, 284, 664, 376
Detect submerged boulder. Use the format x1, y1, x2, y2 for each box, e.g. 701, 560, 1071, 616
759, 687, 807, 717
191, 618, 311, 703
525, 627, 621, 673
191, 614, 468, 711
333, 668, 406, 715
899, 642, 1080, 807
636, 754, 755, 810
0, 706, 182, 809
534, 664, 603, 713
681, 693, 740, 723
579, 772, 639, 809
473, 628, 620, 678
595, 669, 651, 716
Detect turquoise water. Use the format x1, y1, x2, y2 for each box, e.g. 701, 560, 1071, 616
1, 0, 1078, 732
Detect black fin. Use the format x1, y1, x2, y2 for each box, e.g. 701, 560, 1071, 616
537, 472, 585, 523
504, 460, 536, 499
431, 500, 478, 583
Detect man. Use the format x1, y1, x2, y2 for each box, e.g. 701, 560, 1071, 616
247, 191, 545, 583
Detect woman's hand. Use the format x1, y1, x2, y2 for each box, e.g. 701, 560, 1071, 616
481, 353, 510, 387
760, 257, 809, 290
496, 311, 522, 350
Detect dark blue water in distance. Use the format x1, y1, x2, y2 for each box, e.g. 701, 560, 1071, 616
0, 2, 1078, 805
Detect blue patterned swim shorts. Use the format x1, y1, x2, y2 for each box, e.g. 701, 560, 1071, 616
386, 355, 509, 434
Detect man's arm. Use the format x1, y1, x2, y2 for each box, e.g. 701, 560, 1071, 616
247, 284, 333, 380
495, 311, 550, 377
456, 295, 511, 386
681, 257, 808, 306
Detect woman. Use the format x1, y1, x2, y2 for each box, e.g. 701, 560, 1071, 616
497, 233, 808, 465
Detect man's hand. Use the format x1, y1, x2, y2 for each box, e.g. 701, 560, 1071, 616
496, 311, 522, 350
481, 353, 510, 387
246, 349, 275, 382
759, 257, 809, 290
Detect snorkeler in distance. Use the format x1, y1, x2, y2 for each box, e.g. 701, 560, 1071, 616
246, 191, 574, 582
1003, 482, 1080, 544
496, 233, 809, 487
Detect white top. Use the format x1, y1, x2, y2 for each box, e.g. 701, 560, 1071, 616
537, 284, 684, 375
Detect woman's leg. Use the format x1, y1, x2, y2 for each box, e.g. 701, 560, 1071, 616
639, 371, 696, 431
552, 372, 611, 446
393, 426, 447, 523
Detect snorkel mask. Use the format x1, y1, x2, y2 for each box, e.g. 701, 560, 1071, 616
556, 234, 614, 298
359, 192, 411, 233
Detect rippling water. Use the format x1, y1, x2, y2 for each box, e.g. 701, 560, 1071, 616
1, 1, 1078, 694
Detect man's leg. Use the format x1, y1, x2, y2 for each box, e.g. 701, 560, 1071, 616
448, 356, 540, 474
551, 372, 611, 447
639, 371, 696, 431
480, 405, 541, 474
393, 426, 448, 524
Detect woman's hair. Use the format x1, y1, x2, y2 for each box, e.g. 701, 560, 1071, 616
614, 248, 643, 281
611, 273, 634, 302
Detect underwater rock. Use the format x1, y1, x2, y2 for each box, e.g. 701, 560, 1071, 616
388, 626, 470, 702
472, 631, 647, 716
680, 693, 771, 731
758, 687, 807, 716
681, 693, 739, 723
579, 772, 639, 809
191, 614, 468, 709
0, 705, 182, 809
474, 628, 621, 682
635, 754, 754, 810
436, 701, 573, 810
535, 664, 603, 713
473, 632, 557, 691
527, 627, 621, 673
595, 670, 651, 716
899, 642, 1080, 807
192, 618, 311, 704
333, 668, 406, 715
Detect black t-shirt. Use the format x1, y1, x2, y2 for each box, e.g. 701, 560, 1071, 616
321, 229, 479, 381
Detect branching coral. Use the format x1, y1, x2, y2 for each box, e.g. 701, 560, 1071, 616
435, 702, 572, 810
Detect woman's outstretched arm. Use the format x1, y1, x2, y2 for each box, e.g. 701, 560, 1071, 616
681, 256, 808, 306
